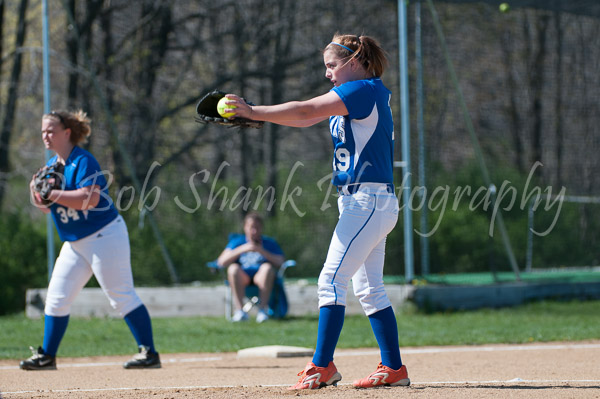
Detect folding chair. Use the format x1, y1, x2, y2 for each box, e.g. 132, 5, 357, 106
207, 259, 296, 320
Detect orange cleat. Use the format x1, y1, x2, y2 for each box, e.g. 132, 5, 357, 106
289, 361, 342, 390
352, 363, 410, 388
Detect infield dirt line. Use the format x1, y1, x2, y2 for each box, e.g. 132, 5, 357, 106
2, 342, 599, 399
338, 342, 600, 356
2, 342, 599, 371
4, 378, 600, 396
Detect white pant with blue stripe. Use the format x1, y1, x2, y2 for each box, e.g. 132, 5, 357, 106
318, 186, 399, 315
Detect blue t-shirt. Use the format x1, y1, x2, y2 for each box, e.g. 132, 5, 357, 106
225, 234, 284, 269
330, 78, 394, 186
47, 146, 119, 241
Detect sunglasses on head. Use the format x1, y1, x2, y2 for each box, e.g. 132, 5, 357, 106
49, 111, 66, 127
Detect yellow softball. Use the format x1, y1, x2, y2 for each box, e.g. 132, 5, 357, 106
217, 97, 236, 118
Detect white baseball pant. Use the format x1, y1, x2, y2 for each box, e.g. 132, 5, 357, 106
318, 184, 399, 315
45, 215, 143, 317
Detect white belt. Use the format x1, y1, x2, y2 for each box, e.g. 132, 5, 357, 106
337, 183, 394, 196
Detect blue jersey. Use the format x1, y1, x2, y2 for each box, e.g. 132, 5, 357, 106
330, 78, 394, 186
226, 234, 283, 269
48, 146, 119, 241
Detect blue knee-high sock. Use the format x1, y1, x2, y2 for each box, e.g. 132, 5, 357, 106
42, 314, 70, 357
123, 305, 156, 353
312, 305, 345, 367
368, 306, 402, 370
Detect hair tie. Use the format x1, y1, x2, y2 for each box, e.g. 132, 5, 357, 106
329, 42, 355, 53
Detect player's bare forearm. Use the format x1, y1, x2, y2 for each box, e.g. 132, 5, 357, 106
272, 117, 329, 127
226, 92, 347, 126
250, 102, 325, 124
217, 251, 237, 267
245, 242, 284, 267
260, 252, 285, 268
217, 245, 250, 267
217, 244, 283, 268
47, 186, 101, 210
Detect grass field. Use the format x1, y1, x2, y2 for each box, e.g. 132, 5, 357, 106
1, 299, 599, 360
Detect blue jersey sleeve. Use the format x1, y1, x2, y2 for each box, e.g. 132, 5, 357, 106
262, 236, 284, 256
74, 155, 108, 189
333, 80, 376, 120
226, 234, 246, 250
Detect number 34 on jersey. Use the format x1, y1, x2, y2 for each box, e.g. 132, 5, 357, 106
55, 206, 89, 224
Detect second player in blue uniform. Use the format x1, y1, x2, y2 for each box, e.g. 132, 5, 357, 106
21, 110, 160, 370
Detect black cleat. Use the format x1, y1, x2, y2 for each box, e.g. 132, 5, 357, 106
19, 346, 56, 370
123, 345, 161, 369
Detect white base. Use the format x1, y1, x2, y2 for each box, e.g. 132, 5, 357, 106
237, 345, 314, 358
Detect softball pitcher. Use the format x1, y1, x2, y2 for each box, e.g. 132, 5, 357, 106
20, 110, 160, 370
225, 33, 409, 389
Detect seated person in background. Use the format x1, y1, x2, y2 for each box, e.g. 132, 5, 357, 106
217, 212, 284, 323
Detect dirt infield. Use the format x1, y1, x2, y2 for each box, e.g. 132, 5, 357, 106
2, 341, 599, 398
